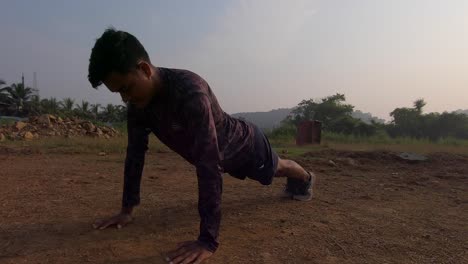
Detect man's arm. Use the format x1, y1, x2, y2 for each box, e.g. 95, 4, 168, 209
122, 107, 150, 209
93, 106, 150, 230
186, 94, 223, 252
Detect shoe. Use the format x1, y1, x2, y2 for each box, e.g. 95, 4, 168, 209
292, 171, 315, 202
282, 177, 297, 198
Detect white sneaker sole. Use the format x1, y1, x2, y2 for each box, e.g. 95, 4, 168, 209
292, 172, 315, 201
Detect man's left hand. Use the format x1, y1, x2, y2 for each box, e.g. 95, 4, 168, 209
165, 241, 213, 264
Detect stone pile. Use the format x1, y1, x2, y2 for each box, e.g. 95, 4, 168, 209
0, 114, 119, 141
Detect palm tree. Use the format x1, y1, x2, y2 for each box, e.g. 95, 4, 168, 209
75, 100, 90, 118
90, 103, 101, 121
26, 94, 42, 115
0, 79, 8, 102
116, 104, 127, 122
101, 104, 118, 122
0, 83, 37, 115
413, 99, 426, 114
0, 79, 10, 114
60, 97, 75, 115
40, 97, 60, 114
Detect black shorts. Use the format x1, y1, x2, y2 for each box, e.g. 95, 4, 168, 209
227, 124, 279, 186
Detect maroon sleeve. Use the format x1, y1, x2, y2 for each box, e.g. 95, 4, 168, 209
122, 106, 150, 208
185, 94, 223, 252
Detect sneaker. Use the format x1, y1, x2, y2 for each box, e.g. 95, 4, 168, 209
282, 177, 297, 198
293, 171, 315, 201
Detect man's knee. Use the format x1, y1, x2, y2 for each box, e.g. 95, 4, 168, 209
275, 158, 290, 176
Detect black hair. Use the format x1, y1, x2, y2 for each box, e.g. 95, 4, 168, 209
88, 28, 150, 88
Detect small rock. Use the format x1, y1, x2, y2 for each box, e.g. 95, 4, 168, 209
14, 121, 28, 131
37, 114, 51, 125
359, 194, 372, 200
0, 133, 5, 141
82, 122, 96, 132
98, 152, 107, 156
328, 160, 337, 167
345, 158, 357, 166
9, 132, 18, 139
397, 152, 428, 162
96, 127, 103, 135
23, 131, 34, 140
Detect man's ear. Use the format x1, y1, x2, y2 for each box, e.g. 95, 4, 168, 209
137, 61, 153, 79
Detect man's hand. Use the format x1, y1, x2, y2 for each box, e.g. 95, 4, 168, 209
165, 241, 213, 264
92, 211, 133, 230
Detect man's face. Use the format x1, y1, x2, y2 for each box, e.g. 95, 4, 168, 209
103, 63, 154, 108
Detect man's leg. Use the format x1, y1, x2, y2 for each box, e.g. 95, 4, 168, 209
241, 122, 314, 199
275, 158, 315, 201
274, 158, 310, 182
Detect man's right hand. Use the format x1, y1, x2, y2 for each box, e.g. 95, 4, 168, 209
92, 210, 133, 230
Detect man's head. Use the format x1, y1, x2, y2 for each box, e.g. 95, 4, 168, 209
88, 28, 158, 108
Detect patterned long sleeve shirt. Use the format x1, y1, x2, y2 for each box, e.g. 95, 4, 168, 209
122, 68, 255, 252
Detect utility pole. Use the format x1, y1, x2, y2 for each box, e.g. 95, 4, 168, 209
33, 72, 38, 95
19, 73, 25, 112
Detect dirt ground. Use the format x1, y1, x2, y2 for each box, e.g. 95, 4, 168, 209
0, 146, 467, 264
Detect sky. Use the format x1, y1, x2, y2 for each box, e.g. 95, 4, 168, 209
1, 0, 467, 120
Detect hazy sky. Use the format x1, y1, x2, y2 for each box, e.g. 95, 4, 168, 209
1, 0, 467, 119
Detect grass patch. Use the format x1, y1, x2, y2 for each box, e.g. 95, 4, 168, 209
270, 132, 468, 157
322, 132, 468, 146
3, 131, 468, 157
324, 142, 468, 155
273, 146, 323, 157
1, 135, 169, 154
0, 118, 18, 126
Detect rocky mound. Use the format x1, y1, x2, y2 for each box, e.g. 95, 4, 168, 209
0, 114, 120, 141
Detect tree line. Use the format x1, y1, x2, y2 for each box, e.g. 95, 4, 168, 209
0, 79, 126, 123
274, 93, 468, 141
2, 78, 467, 140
